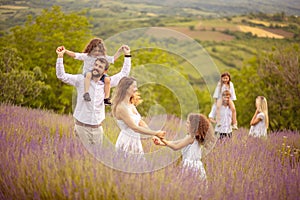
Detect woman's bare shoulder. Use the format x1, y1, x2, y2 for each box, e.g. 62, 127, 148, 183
114, 102, 129, 119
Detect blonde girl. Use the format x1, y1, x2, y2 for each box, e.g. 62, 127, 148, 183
249, 96, 269, 137
130, 91, 143, 106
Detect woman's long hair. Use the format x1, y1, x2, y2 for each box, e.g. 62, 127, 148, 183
111, 77, 136, 116
257, 96, 269, 129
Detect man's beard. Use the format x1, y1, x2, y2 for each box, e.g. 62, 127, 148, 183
92, 73, 101, 78
92, 69, 101, 78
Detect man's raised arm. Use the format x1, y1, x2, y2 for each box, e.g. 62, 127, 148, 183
110, 45, 131, 87
56, 46, 79, 86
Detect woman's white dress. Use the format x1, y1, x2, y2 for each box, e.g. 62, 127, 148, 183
181, 140, 206, 180
115, 105, 144, 155
249, 112, 267, 137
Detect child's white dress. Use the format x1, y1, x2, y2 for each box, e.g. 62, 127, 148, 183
181, 139, 206, 180
74, 53, 114, 74
249, 112, 267, 137
213, 82, 237, 100
115, 105, 144, 155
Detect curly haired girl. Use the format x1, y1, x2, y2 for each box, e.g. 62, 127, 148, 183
153, 113, 216, 180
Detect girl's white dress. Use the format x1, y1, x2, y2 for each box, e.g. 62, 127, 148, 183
115, 105, 144, 155
181, 139, 206, 180
249, 112, 267, 137
213, 82, 237, 100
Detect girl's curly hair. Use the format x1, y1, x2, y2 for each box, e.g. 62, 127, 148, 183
83, 38, 107, 55
188, 113, 210, 145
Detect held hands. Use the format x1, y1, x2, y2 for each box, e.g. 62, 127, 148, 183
56, 46, 66, 57
155, 130, 165, 139
152, 130, 167, 146
152, 136, 166, 146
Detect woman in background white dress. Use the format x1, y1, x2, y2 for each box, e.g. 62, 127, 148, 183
111, 76, 165, 155
249, 96, 269, 137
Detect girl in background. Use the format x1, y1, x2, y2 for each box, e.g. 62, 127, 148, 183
130, 91, 143, 106
249, 96, 269, 137
209, 72, 238, 129
63, 38, 123, 104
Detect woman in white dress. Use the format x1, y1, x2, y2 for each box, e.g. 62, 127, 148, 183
111, 76, 165, 155
249, 96, 269, 137
153, 113, 216, 180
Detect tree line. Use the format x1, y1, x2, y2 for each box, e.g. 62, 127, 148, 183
0, 6, 299, 130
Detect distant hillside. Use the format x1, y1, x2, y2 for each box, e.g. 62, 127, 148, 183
1, 0, 300, 16
124, 0, 300, 16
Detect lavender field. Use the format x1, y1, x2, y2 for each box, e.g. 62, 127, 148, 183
0, 104, 299, 200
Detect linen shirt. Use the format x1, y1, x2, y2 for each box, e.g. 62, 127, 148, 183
56, 57, 131, 125
214, 105, 232, 134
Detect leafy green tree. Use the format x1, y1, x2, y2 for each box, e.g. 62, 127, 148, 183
0, 47, 48, 106
257, 44, 300, 130
0, 6, 93, 113
232, 44, 300, 131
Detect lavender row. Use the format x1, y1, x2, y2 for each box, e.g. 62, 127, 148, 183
0, 104, 299, 199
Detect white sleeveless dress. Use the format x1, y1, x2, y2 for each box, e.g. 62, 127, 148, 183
181, 140, 206, 180
115, 106, 144, 155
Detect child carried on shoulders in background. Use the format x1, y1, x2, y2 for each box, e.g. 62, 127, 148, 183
209, 72, 238, 130
214, 90, 233, 139
249, 96, 269, 137
63, 38, 123, 105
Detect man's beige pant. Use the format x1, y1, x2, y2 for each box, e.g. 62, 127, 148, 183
74, 124, 104, 147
